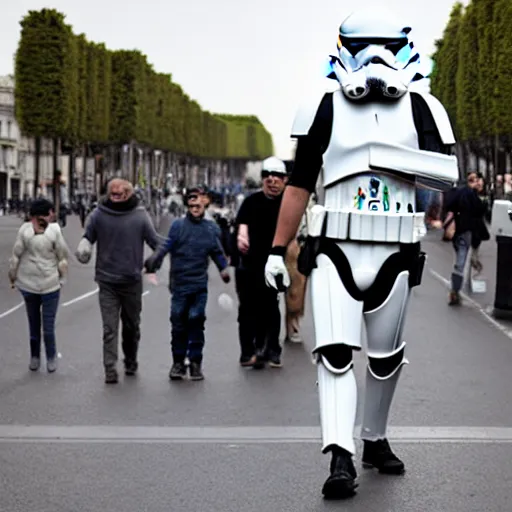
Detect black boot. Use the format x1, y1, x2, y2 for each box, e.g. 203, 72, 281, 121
169, 361, 187, 381
124, 359, 138, 376
362, 438, 405, 474
189, 361, 204, 381
252, 349, 267, 370
322, 447, 358, 500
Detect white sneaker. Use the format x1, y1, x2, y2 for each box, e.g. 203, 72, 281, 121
29, 357, 40, 371
47, 358, 58, 373
286, 332, 303, 344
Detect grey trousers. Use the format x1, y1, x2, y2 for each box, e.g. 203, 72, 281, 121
98, 281, 142, 370
451, 231, 472, 292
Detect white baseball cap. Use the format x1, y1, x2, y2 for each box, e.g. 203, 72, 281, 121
262, 156, 287, 175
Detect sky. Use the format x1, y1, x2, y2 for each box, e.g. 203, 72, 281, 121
1, 0, 462, 160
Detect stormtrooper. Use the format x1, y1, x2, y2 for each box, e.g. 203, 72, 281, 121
264, 9, 459, 499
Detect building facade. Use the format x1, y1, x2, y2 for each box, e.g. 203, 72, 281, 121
0, 76, 19, 201
0, 75, 71, 201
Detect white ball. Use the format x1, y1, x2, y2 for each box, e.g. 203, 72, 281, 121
218, 293, 234, 312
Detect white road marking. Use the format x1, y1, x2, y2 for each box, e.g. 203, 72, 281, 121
62, 288, 99, 307
0, 426, 511, 444
0, 302, 24, 319
2, 288, 151, 317
428, 268, 512, 341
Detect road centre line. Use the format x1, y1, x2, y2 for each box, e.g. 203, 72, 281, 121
0, 302, 24, 319
0, 426, 511, 444
1, 288, 151, 318
62, 288, 99, 307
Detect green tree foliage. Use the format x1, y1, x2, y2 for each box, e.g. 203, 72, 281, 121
109, 50, 143, 144
474, 0, 499, 137
432, 0, 512, 152
75, 34, 88, 142
95, 44, 112, 143
493, 0, 512, 141
15, 8, 273, 160
430, 2, 464, 134
15, 9, 78, 139
455, 3, 481, 141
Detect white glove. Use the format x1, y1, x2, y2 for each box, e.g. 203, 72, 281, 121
265, 254, 290, 292
75, 238, 92, 264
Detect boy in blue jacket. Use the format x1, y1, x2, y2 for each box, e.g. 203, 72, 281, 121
145, 188, 230, 380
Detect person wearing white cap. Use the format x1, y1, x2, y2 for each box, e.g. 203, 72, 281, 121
234, 156, 288, 369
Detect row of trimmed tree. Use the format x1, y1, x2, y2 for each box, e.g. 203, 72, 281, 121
14, 9, 274, 199
430, 0, 512, 178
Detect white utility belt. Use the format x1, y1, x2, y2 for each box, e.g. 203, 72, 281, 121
307, 206, 426, 244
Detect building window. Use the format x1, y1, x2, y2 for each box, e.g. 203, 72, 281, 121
0, 120, 2, 138
7, 121, 11, 139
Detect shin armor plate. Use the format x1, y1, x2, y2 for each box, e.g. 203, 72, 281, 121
310, 252, 362, 455
317, 355, 357, 455
361, 271, 410, 440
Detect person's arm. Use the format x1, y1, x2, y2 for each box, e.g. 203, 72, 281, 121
54, 225, 70, 279
83, 209, 98, 244
8, 226, 25, 285
75, 210, 98, 264
265, 93, 332, 291
145, 220, 179, 272
272, 186, 311, 248
271, 133, 326, 251
142, 211, 163, 251
271, 93, 332, 252
209, 225, 229, 277
235, 198, 251, 254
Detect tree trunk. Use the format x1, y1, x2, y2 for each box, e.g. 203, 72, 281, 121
148, 148, 154, 212
82, 144, 88, 196
34, 136, 41, 198
494, 134, 500, 179
69, 147, 75, 202
52, 138, 60, 219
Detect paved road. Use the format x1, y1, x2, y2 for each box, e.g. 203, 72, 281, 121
0, 215, 511, 511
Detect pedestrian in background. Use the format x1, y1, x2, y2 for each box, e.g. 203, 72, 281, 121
75, 178, 161, 384
8, 198, 69, 373
469, 173, 490, 274
235, 156, 288, 369
144, 187, 230, 381
444, 171, 487, 305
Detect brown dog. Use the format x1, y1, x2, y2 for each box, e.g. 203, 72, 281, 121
284, 239, 307, 343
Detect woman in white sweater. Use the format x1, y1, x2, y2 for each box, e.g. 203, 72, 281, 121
8, 198, 69, 373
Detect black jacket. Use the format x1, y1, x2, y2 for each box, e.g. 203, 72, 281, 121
445, 186, 488, 242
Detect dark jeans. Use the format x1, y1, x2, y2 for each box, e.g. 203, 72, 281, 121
21, 289, 60, 360
98, 281, 142, 370
235, 267, 281, 359
170, 288, 208, 363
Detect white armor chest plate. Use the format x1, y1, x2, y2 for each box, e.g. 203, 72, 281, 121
319, 91, 425, 244
322, 90, 419, 188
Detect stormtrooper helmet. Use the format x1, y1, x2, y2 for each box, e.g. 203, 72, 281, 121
329, 9, 428, 101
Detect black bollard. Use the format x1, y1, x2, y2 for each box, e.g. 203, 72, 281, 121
491, 200, 512, 319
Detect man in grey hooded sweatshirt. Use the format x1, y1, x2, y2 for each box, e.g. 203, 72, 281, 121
75, 178, 161, 384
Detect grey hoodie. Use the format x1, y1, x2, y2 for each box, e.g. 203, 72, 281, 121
80, 196, 160, 284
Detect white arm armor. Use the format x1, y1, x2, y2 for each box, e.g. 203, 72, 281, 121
291, 80, 338, 138
368, 91, 458, 186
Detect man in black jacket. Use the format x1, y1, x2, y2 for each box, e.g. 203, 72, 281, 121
235, 157, 288, 369
444, 171, 486, 305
